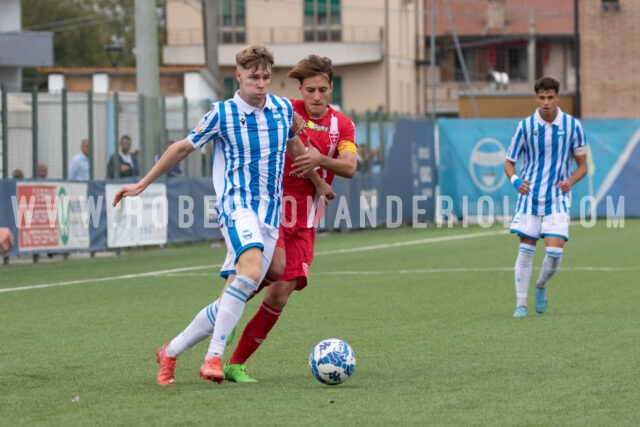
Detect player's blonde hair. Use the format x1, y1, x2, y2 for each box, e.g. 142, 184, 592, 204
235, 45, 275, 72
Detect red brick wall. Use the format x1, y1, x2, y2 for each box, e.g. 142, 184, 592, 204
580, 1, 640, 118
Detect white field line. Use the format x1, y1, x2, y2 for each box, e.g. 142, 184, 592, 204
314, 230, 509, 256
0, 265, 218, 294
164, 265, 639, 278
0, 229, 543, 294
311, 266, 639, 275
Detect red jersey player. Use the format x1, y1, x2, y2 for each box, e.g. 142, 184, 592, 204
224, 55, 358, 382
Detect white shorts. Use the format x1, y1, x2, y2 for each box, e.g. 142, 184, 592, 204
219, 208, 279, 282
510, 212, 570, 241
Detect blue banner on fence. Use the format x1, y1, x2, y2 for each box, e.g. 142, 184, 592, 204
438, 118, 640, 219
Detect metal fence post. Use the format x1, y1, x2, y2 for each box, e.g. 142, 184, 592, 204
62, 88, 68, 179
113, 92, 120, 179
137, 93, 145, 177
87, 90, 94, 180
182, 97, 189, 176
31, 87, 38, 178
378, 110, 386, 171
160, 95, 167, 154
1, 84, 7, 179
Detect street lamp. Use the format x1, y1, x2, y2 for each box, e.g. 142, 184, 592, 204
104, 44, 124, 67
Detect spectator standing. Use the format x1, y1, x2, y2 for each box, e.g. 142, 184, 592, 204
69, 139, 90, 181
107, 135, 139, 179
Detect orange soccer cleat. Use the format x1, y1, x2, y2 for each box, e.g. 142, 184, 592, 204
198, 356, 225, 384
156, 343, 177, 386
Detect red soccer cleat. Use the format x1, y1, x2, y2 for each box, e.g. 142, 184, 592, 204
198, 356, 225, 384
156, 343, 177, 387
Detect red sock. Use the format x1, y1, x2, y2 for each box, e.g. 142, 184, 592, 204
229, 301, 281, 365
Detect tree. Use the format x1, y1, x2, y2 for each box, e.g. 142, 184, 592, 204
21, 0, 165, 88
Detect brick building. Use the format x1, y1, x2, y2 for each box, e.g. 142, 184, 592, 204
579, 0, 640, 118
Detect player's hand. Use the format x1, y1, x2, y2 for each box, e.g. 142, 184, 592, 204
112, 183, 144, 207
292, 138, 322, 175
291, 113, 305, 135
0, 227, 15, 256
556, 179, 572, 193
517, 179, 532, 195
315, 180, 336, 206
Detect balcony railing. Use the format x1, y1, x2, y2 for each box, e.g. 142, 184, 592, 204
166, 25, 383, 46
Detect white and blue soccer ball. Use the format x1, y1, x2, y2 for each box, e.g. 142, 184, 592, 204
309, 338, 356, 385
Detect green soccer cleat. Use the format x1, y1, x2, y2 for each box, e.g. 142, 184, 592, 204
223, 364, 257, 383
512, 306, 527, 318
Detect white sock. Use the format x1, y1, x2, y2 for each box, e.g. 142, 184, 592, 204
535, 247, 563, 288
165, 300, 218, 357
515, 243, 536, 307
205, 275, 258, 360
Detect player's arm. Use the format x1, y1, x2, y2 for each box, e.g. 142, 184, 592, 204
286, 136, 336, 203
557, 152, 587, 193
504, 159, 530, 195
112, 138, 194, 206
292, 138, 357, 178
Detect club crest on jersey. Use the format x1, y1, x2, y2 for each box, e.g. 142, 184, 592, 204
240, 117, 246, 125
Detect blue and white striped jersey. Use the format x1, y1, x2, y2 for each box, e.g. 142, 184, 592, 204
187, 92, 296, 228
507, 108, 587, 215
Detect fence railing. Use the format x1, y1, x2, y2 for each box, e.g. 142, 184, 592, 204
0, 85, 402, 181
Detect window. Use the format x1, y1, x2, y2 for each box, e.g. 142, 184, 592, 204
454, 48, 476, 82
219, 0, 246, 44
507, 46, 527, 81
223, 77, 238, 99
602, 0, 621, 12
304, 0, 342, 42
331, 76, 342, 108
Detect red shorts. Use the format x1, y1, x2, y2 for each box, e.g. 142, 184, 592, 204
276, 220, 316, 290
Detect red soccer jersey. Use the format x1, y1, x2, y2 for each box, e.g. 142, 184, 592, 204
284, 99, 356, 204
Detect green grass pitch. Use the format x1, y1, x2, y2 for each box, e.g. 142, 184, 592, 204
1, 219, 639, 426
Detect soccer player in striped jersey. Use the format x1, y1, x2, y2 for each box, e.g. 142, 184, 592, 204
112, 45, 322, 386
223, 55, 358, 382
505, 76, 587, 318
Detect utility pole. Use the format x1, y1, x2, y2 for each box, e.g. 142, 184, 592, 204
527, 8, 536, 86
202, 0, 221, 94
429, 0, 436, 120
135, 0, 161, 175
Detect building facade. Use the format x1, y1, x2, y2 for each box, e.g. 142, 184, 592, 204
163, 0, 425, 115
0, 0, 53, 90
579, 0, 640, 118
423, 0, 576, 115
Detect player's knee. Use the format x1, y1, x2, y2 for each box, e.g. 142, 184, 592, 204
264, 283, 294, 310
266, 250, 286, 281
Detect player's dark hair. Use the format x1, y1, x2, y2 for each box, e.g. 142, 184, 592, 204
534, 77, 560, 94
288, 55, 334, 84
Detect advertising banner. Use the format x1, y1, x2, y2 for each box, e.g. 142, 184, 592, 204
438, 118, 640, 219
105, 183, 168, 248
15, 182, 90, 251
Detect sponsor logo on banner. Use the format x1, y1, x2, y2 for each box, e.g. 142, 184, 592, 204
469, 138, 507, 192
15, 182, 90, 251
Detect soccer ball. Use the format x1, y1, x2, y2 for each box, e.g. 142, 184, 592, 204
309, 338, 356, 385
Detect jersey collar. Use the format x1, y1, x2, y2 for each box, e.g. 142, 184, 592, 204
534, 107, 564, 127
233, 91, 275, 114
